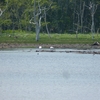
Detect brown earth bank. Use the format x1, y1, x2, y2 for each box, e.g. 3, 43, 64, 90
0, 43, 100, 49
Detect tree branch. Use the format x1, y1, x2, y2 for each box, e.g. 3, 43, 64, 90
29, 17, 36, 24
0, 0, 8, 16
0, 8, 3, 16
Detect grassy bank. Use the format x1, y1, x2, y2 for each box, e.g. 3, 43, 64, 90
0, 31, 100, 45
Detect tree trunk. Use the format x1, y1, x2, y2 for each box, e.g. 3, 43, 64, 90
35, 23, 40, 41
44, 8, 51, 38
91, 15, 95, 39
90, 3, 98, 39
80, 2, 85, 33
76, 13, 79, 38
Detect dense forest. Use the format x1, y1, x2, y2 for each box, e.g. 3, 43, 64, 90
0, 0, 100, 34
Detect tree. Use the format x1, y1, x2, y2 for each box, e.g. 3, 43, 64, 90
85, 1, 98, 39
0, 0, 100, 35
0, 0, 8, 33
0, 0, 8, 16
73, 0, 85, 36
89, 2, 98, 39
29, 0, 52, 41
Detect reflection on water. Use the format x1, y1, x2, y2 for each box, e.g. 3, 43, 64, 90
0, 49, 100, 100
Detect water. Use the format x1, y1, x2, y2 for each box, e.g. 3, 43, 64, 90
0, 49, 100, 100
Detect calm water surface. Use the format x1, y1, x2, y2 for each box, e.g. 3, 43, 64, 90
0, 49, 100, 100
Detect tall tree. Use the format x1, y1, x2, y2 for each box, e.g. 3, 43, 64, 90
85, 1, 98, 38
30, 0, 52, 41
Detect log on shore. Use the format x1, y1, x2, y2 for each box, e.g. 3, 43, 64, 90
36, 50, 100, 54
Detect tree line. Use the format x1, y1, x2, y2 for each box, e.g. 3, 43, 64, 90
0, 0, 100, 34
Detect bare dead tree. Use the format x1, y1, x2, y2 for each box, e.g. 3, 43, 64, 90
73, 0, 85, 38
89, 2, 98, 39
29, 0, 52, 41
29, 0, 42, 41
76, 13, 79, 38
43, 5, 52, 38
80, 1, 85, 33
73, 0, 80, 38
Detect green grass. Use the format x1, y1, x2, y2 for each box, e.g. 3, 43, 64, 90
0, 31, 100, 44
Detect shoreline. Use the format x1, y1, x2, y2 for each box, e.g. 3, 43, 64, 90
0, 43, 100, 49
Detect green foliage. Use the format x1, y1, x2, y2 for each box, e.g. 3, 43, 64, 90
0, 0, 100, 35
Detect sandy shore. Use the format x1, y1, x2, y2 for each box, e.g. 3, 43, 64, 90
0, 43, 100, 49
